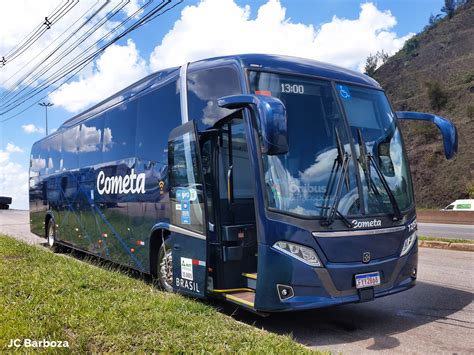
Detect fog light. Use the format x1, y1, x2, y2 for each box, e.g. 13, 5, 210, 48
412, 268, 417, 278
273, 241, 321, 267
277, 284, 294, 301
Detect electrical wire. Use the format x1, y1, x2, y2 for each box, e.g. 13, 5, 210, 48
0, 1, 124, 105
0, 0, 165, 111
0, 0, 182, 122
1, 1, 78, 67
0, 0, 102, 90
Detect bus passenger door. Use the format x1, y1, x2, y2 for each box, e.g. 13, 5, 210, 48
168, 120, 208, 298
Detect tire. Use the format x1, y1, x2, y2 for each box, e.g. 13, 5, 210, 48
157, 239, 173, 292
46, 218, 58, 251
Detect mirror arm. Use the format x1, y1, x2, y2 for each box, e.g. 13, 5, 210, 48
396, 111, 458, 160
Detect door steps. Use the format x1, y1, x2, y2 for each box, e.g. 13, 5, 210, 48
242, 272, 257, 290
224, 290, 255, 308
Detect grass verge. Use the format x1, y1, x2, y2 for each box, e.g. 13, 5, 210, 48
0, 235, 312, 353
419, 235, 474, 244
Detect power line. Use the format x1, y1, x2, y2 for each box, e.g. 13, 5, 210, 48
0, 0, 171, 111
0, 0, 183, 123
1, 1, 78, 67
0, 0, 101, 90
0, 1, 122, 105
1, 1, 163, 113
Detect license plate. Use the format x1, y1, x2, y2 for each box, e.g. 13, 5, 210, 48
355, 271, 381, 289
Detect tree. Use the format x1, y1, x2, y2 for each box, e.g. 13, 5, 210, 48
364, 50, 390, 77
441, 0, 456, 18
425, 82, 449, 111
429, 13, 443, 25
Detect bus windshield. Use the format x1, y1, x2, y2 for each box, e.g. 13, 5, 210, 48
248, 71, 414, 219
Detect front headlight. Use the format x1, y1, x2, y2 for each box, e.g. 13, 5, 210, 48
273, 241, 322, 267
400, 232, 417, 256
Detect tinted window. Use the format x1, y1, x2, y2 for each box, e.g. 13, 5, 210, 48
218, 119, 253, 199
187, 67, 241, 130
136, 80, 181, 163
338, 84, 414, 212
46, 134, 62, 174
62, 125, 79, 170
248, 71, 359, 217
168, 128, 205, 234
78, 116, 103, 167
103, 101, 137, 162
30, 142, 48, 176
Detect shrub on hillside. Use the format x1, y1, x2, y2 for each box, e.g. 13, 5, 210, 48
425, 81, 449, 111
402, 37, 419, 56
467, 105, 474, 119
467, 181, 474, 199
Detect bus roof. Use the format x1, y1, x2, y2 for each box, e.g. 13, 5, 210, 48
198, 53, 382, 89
41, 53, 381, 144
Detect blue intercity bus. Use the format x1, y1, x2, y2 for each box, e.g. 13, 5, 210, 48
29, 54, 457, 312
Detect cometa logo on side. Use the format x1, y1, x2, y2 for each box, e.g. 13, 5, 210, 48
96, 169, 146, 195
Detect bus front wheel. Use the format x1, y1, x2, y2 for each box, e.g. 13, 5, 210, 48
157, 239, 173, 292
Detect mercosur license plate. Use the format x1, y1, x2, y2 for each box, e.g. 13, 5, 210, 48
355, 271, 381, 289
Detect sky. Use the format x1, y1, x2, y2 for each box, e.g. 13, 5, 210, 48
0, 0, 445, 209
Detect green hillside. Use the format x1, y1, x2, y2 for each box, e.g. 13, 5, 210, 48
374, 1, 474, 208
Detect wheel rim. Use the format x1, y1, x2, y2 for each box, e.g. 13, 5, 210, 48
47, 223, 55, 247
159, 248, 173, 291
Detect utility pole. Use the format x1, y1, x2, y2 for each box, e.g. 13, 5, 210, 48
38, 102, 53, 136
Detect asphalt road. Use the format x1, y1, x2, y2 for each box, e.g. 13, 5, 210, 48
418, 222, 474, 240
219, 248, 474, 354
1, 210, 473, 354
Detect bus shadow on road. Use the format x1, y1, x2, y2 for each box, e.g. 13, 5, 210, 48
214, 281, 473, 351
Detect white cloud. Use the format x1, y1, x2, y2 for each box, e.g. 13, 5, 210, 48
6, 143, 23, 153
49, 39, 149, 112
150, 0, 413, 72
22, 124, 45, 134
0, 143, 28, 210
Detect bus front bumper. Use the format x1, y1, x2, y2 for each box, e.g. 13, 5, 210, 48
254, 244, 418, 312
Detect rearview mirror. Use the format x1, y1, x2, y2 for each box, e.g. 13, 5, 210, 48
217, 94, 289, 155
396, 111, 458, 160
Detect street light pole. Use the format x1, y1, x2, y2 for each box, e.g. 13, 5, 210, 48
38, 102, 53, 136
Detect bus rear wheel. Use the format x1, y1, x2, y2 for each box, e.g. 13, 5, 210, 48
46, 218, 57, 251
157, 240, 173, 292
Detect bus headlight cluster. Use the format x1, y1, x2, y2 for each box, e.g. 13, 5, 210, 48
273, 241, 321, 267
400, 232, 417, 257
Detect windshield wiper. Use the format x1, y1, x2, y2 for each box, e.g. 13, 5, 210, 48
356, 129, 402, 221
320, 128, 352, 228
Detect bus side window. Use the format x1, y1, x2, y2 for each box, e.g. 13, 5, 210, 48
136, 80, 181, 164
103, 101, 137, 162
47, 134, 62, 174
62, 125, 79, 171
78, 117, 104, 168
187, 67, 242, 130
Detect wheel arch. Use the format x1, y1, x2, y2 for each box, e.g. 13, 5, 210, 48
149, 223, 171, 277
